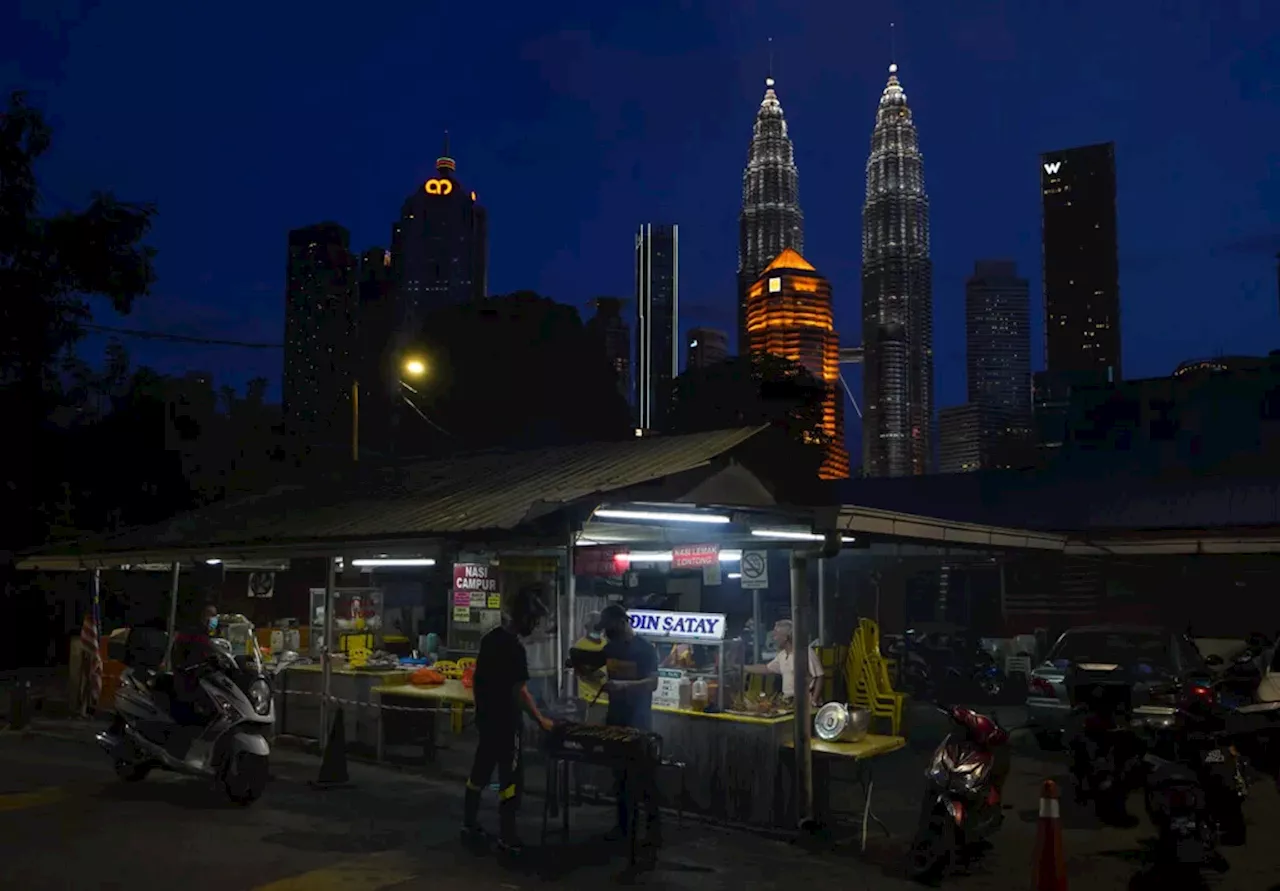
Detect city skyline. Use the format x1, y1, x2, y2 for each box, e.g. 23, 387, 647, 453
16, 4, 1276, 413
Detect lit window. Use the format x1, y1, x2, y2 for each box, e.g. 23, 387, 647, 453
769, 277, 782, 293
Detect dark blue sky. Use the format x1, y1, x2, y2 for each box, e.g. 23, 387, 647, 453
4, 0, 1278, 414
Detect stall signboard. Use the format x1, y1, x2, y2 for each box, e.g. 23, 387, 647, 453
654, 669, 683, 708
453, 563, 499, 609
452, 606, 471, 624
576, 545, 626, 577
672, 544, 719, 569
628, 609, 727, 642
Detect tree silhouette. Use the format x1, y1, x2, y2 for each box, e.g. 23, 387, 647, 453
669, 352, 831, 490
408, 291, 632, 453
0, 91, 157, 550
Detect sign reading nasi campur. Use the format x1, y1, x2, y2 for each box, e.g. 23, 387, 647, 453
425, 178, 454, 196
627, 609, 727, 642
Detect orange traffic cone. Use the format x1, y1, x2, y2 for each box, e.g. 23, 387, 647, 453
1033, 779, 1067, 891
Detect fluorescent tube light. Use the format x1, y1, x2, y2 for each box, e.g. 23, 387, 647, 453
205, 558, 223, 565
614, 550, 742, 564
595, 509, 731, 525
750, 529, 856, 543
350, 558, 437, 568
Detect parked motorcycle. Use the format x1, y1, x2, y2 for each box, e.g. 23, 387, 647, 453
97, 625, 274, 805
906, 705, 1011, 882
889, 628, 1007, 703
1064, 662, 1151, 822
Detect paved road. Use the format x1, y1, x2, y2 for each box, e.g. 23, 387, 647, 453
2, 722, 1279, 890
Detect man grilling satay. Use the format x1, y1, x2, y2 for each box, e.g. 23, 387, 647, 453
588, 604, 661, 844
462, 584, 555, 855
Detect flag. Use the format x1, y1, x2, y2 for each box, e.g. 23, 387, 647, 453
81, 576, 103, 713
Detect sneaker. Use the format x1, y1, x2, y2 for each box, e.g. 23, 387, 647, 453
496, 838, 525, 856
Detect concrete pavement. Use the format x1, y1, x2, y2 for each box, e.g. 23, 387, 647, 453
4, 717, 1280, 890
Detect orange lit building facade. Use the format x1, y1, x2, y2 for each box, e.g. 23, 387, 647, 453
746, 249, 850, 479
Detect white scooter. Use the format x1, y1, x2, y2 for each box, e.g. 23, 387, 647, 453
97, 625, 274, 805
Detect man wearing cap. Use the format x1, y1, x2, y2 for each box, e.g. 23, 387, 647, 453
591, 604, 660, 843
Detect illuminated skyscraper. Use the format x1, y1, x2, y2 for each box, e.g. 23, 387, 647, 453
390, 137, 488, 339
635, 224, 678, 431
746, 249, 849, 479
1040, 142, 1121, 380
738, 76, 804, 353
861, 63, 933, 477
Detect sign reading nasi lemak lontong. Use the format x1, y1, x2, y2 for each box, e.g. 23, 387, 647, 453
627, 609, 727, 643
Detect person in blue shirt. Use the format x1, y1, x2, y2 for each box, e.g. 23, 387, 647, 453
594, 604, 660, 842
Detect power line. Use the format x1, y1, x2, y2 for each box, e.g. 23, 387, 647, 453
82, 323, 282, 349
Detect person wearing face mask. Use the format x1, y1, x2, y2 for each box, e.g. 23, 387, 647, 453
589, 604, 660, 844
743, 619, 824, 706
463, 584, 556, 854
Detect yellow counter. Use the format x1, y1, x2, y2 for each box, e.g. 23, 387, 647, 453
585, 695, 793, 726
373, 680, 474, 705
783, 733, 906, 760
282, 663, 410, 682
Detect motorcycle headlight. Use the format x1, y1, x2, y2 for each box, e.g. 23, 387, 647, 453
248, 679, 271, 715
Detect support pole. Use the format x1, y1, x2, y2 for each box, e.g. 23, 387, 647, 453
163, 562, 182, 666
752, 589, 762, 663
320, 556, 337, 743
351, 381, 360, 463
817, 557, 827, 646
563, 527, 575, 699
790, 550, 813, 829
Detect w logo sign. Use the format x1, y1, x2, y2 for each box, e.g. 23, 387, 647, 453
1043, 161, 1062, 175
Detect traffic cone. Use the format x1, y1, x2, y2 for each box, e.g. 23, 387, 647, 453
1032, 779, 1067, 891
310, 707, 353, 790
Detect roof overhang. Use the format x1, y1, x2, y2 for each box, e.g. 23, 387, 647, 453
836, 505, 1069, 551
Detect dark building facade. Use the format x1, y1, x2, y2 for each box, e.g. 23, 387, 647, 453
861, 63, 934, 478
635, 224, 679, 432
390, 142, 488, 343
1040, 141, 1121, 381
687, 327, 729, 370
738, 76, 804, 354
938, 404, 983, 474
746, 249, 849, 479
1061, 354, 1280, 471
283, 222, 358, 453
585, 297, 632, 406
965, 260, 1033, 467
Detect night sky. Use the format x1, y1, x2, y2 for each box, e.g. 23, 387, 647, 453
3, 0, 1278, 415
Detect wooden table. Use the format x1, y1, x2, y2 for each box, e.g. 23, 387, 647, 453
783, 733, 906, 850
373, 681, 474, 762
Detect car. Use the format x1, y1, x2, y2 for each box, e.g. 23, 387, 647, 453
1025, 624, 1208, 750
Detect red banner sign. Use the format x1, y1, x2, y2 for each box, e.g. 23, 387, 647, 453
453, 563, 499, 608
576, 546, 626, 577
672, 544, 720, 569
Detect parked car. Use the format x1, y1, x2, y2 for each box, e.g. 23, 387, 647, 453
1025, 625, 1209, 750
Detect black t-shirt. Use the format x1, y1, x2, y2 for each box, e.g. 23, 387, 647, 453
473, 626, 530, 733
603, 635, 659, 731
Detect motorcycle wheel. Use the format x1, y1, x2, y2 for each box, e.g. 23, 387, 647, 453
222, 752, 268, 806
114, 759, 151, 782
906, 812, 955, 883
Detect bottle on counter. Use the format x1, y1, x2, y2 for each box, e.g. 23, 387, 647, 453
691, 676, 709, 712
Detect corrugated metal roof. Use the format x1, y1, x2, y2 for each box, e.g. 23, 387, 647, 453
32, 427, 764, 560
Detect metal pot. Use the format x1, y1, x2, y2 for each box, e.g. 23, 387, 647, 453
814, 702, 871, 743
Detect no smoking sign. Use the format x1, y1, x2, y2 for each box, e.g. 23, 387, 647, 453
739, 550, 768, 589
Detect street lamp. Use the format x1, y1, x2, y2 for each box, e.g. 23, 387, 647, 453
352, 355, 430, 462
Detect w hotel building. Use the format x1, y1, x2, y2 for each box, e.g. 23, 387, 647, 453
746, 249, 850, 479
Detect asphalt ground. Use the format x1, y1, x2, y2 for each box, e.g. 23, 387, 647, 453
3, 713, 1280, 891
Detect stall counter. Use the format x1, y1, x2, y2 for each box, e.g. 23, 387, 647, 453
276, 664, 410, 753
577, 697, 799, 828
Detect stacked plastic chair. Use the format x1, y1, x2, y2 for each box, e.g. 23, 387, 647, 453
843, 619, 904, 736
430, 659, 468, 734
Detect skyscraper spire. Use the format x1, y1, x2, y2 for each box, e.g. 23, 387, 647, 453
860, 60, 934, 477
737, 65, 803, 353
437, 130, 455, 173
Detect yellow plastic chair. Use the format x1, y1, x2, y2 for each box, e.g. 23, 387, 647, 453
456, 657, 477, 671
431, 659, 462, 679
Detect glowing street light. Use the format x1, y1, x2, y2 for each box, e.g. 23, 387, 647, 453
402, 357, 427, 378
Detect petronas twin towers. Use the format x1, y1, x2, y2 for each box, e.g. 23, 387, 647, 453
737, 64, 934, 477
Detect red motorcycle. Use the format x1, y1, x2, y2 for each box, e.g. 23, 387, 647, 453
907, 706, 1011, 882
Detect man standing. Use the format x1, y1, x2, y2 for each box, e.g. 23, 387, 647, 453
744, 619, 824, 706
463, 584, 555, 854
594, 604, 660, 843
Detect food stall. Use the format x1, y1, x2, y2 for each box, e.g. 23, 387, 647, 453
580, 606, 802, 827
